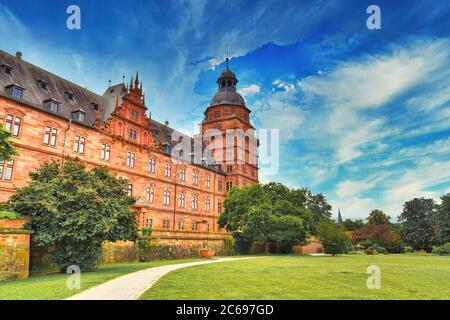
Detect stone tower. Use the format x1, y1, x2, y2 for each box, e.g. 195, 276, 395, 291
201, 58, 258, 191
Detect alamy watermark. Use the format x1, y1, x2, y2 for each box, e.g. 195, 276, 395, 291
366, 265, 381, 289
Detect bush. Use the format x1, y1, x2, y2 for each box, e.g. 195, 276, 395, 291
137, 228, 152, 262
366, 248, 376, 255
403, 245, 414, 253
431, 243, 450, 255
0, 210, 22, 219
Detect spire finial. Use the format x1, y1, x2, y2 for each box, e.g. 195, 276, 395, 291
122, 73, 125, 84
135, 70, 139, 88
108, 78, 111, 88
225, 44, 229, 70
130, 76, 134, 90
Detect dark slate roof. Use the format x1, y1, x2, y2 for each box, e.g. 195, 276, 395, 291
0, 50, 224, 174
0, 50, 111, 127
210, 87, 246, 107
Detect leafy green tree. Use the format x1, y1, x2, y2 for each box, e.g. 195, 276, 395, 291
317, 219, 351, 255
5, 159, 138, 271
367, 209, 391, 225
399, 198, 436, 251
342, 218, 364, 231
220, 183, 309, 254
0, 124, 17, 160
302, 188, 332, 234
433, 194, 450, 245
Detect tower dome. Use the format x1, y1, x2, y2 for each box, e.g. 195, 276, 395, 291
210, 58, 246, 107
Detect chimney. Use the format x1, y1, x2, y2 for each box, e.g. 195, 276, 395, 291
164, 120, 169, 126
16, 51, 22, 60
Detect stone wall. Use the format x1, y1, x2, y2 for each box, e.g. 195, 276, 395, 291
0, 219, 32, 281
293, 237, 324, 254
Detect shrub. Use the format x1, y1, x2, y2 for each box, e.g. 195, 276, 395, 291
0, 210, 22, 219
403, 245, 414, 253
317, 219, 351, 255
431, 243, 450, 255
366, 248, 376, 255
137, 228, 152, 262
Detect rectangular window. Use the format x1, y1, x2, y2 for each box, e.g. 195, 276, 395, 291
73, 136, 86, 154
227, 165, 233, 173
218, 202, 223, 214
11, 86, 23, 100
218, 178, 223, 191
226, 181, 233, 192
101, 144, 111, 161
205, 176, 210, 188
146, 218, 153, 229
192, 221, 197, 231
5, 114, 21, 137
127, 184, 133, 196
50, 101, 59, 112
43, 127, 58, 146
162, 219, 170, 230
127, 152, 135, 168
0, 160, 14, 181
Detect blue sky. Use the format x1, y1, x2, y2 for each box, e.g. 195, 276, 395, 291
1, 0, 450, 220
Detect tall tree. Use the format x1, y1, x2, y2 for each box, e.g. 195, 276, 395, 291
302, 188, 332, 234
0, 124, 17, 160
433, 194, 450, 244
367, 209, 391, 225
398, 198, 436, 251
220, 183, 309, 253
317, 219, 351, 255
342, 218, 364, 231
5, 159, 138, 271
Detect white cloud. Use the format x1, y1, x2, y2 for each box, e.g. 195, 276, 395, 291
300, 38, 450, 164
336, 179, 378, 198
239, 84, 261, 97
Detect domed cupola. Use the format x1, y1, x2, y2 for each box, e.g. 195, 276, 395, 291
210, 58, 246, 107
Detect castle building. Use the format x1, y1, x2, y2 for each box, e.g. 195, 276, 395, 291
0, 50, 258, 240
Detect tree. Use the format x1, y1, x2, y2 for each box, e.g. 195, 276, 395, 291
5, 159, 138, 271
220, 183, 309, 253
317, 219, 351, 255
367, 209, 390, 225
0, 124, 17, 161
398, 198, 436, 251
351, 224, 401, 253
433, 194, 450, 245
342, 219, 364, 231
303, 188, 332, 234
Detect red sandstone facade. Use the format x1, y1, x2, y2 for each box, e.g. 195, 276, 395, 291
0, 50, 258, 239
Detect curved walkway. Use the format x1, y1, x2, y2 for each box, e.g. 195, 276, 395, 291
68, 257, 258, 300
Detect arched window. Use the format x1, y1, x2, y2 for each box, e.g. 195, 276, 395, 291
165, 163, 171, 177
192, 195, 198, 210
146, 186, 154, 203
178, 192, 185, 208
163, 190, 171, 206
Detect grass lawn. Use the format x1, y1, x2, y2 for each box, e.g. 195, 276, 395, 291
0, 258, 202, 300
140, 254, 450, 300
